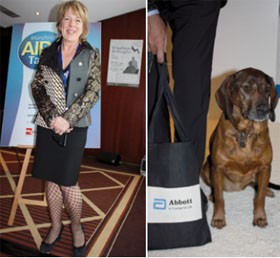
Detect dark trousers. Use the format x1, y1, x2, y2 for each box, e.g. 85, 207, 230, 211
148, 0, 222, 168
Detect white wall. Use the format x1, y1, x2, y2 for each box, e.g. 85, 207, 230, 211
209, 0, 280, 120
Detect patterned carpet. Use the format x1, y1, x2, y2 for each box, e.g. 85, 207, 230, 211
0, 148, 145, 257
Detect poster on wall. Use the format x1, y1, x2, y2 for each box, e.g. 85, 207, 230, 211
0, 22, 101, 148
107, 39, 143, 87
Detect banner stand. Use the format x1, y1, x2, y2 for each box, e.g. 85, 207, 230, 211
8, 146, 47, 226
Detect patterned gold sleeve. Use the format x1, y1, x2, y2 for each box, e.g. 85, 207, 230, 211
31, 50, 59, 127
62, 48, 101, 127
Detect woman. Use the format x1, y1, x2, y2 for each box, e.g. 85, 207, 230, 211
31, 1, 100, 256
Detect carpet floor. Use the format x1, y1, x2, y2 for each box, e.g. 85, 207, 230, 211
0, 148, 146, 257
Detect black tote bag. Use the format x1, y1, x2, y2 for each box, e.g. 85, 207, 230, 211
148, 58, 211, 250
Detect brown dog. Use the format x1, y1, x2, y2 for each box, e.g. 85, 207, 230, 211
201, 67, 279, 229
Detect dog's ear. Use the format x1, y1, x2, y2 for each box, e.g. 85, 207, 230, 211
215, 74, 235, 120
266, 75, 279, 122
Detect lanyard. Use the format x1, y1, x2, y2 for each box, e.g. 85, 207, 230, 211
58, 44, 81, 93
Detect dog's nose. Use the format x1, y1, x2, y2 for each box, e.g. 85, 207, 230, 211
256, 104, 269, 114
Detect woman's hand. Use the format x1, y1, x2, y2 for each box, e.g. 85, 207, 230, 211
51, 116, 73, 135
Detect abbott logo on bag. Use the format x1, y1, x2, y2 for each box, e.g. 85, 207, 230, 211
153, 199, 166, 210
148, 185, 202, 223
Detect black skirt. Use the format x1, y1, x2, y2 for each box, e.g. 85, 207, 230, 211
32, 126, 88, 186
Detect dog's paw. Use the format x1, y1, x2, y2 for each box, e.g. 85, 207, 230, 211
253, 217, 268, 227
211, 217, 226, 229
266, 188, 275, 198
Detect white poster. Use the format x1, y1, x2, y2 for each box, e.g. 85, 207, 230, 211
1, 22, 101, 148
107, 39, 143, 87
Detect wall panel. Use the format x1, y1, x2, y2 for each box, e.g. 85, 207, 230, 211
97, 9, 146, 164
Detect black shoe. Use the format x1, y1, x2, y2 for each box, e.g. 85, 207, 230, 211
73, 242, 86, 257
39, 224, 64, 254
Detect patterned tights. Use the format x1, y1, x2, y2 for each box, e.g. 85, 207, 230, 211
44, 181, 85, 247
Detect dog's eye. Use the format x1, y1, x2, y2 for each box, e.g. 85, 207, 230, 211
242, 84, 252, 93
265, 85, 271, 93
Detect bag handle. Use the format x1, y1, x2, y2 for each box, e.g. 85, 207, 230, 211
148, 56, 192, 143
159, 62, 191, 142
148, 54, 168, 143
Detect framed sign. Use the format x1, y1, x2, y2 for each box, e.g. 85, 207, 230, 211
107, 39, 143, 87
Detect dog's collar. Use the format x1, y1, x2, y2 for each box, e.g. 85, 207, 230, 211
225, 114, 248, 148
235, 130, 247, 148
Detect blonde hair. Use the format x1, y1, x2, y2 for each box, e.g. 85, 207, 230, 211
56, 0, 89, 41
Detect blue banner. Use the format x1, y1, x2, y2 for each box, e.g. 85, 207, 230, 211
1, 22, 101, 148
